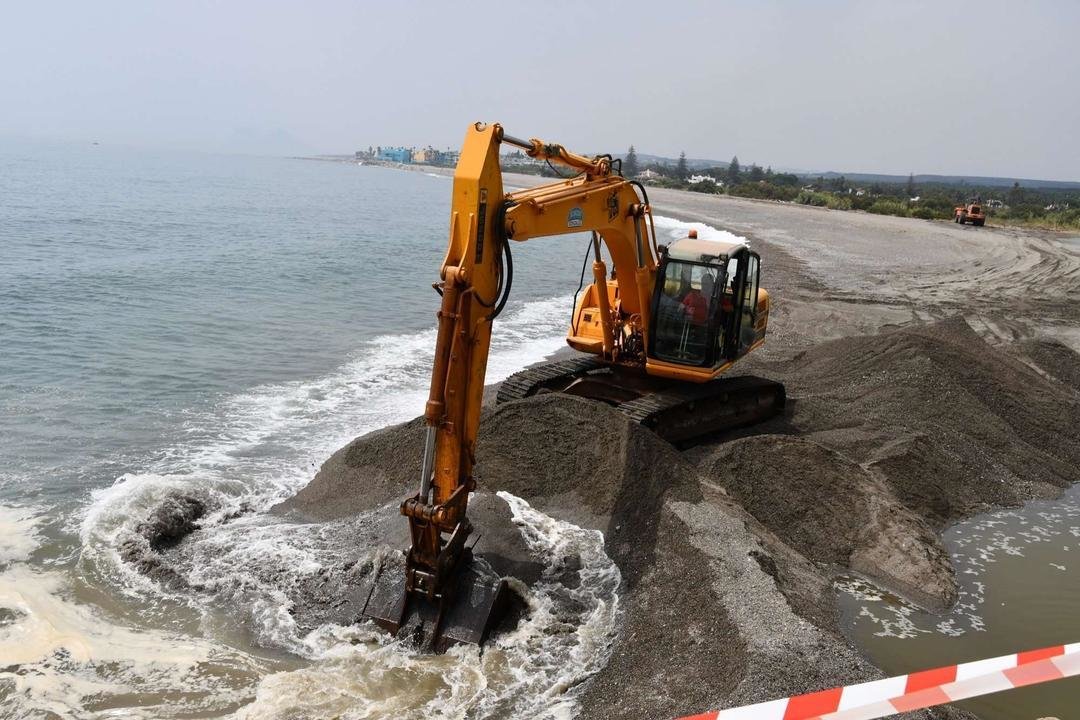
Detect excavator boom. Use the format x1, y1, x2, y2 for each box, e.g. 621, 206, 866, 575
362, 123, 510, 650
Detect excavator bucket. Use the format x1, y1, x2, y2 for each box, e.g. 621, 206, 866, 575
360, 550, 509, 653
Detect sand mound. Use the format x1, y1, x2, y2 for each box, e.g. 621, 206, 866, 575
695, 434, 954, 608
763, 317, 1080, 525
1019, 337, 1080, 393
277, 393, 699, 525
475, 395, 707, 585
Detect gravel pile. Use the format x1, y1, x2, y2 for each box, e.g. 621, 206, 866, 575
274, 378, 992, 718
692, 434, 955, 609
126, 317, 1080, 719
749, 318, 1080, 527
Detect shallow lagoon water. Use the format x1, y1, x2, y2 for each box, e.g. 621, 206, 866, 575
838, 484, 1080, 718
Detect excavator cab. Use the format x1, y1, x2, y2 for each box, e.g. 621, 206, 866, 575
649, 234, 764, 369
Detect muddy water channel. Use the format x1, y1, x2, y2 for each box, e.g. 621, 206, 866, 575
838, 484, 1080, 718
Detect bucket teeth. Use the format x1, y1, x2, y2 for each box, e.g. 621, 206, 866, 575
361, 552, 508, 653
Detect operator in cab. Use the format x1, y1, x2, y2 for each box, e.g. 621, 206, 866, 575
682, 271, 714, 325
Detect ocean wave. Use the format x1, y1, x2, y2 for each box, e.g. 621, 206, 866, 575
4, 490, 619, 718
0, 505, 42, 564
78, 295, 573, 598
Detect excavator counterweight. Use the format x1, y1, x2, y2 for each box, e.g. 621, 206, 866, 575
359, 122, 784, 651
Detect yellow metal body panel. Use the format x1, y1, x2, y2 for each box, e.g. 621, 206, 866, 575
566, 280, 620, 352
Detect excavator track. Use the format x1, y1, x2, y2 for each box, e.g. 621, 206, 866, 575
496, 355, 785, 446
617, 375, 786, 445
496, 355, 607, 404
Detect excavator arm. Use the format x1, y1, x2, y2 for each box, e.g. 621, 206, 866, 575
504, 171, 658, 358
361, 122, 657, 649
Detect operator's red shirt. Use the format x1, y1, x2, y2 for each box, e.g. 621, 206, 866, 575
682, 290, 708, 324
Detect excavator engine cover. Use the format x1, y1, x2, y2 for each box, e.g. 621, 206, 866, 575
361, 550, 509, 653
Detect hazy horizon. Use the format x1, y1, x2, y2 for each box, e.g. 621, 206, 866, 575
3, 1, 1078, 181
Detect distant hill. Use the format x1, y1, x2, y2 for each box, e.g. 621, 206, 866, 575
622, 152, 731, 171
808, 171, 1080, 190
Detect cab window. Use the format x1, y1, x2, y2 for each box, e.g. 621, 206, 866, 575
652, 260, 718, 365
739, 254, 759, 350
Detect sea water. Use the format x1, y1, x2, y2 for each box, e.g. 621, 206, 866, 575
838, 484, 1080, 718
0, 141, 712, 718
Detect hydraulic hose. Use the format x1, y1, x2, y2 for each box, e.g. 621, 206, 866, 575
629, 180, 659, 259
629, 179, 651, 207
487, 200, 515, 320
489, 239, 513, 320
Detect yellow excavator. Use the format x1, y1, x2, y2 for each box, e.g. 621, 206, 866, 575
361, 122, 784, 650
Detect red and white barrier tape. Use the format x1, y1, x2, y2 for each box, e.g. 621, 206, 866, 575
679, 642, 1080, 720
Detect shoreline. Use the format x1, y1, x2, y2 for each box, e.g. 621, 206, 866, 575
85, 158, 1080, 719
303, 155, 1080, 240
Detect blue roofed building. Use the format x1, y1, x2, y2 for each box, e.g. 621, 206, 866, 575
376, 146, 413, 164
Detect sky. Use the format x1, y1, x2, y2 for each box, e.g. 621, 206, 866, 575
2, 1, 1078, 181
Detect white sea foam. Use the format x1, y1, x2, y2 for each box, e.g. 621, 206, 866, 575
233, 493, 620, 720
651, 214, 748, 247
0, 566, 270, 718
0, 505, 41, 564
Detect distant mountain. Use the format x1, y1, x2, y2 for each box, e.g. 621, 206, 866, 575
807, 171, 1080, 190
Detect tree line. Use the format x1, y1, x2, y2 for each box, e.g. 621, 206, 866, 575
501, 145, 1078, 230
614, 146, 1079, 230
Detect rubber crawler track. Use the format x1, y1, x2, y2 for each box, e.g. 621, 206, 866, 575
496, 356, 785, 446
